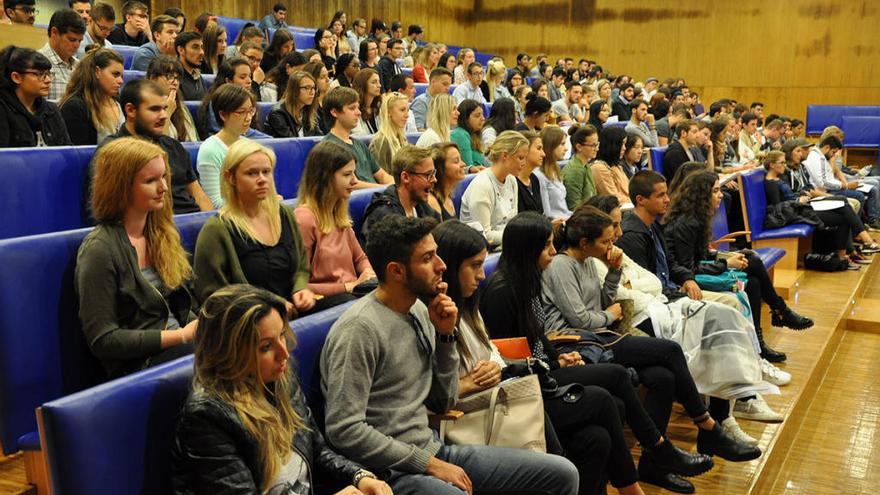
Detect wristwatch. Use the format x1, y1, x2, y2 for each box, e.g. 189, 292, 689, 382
437, 330, 458, 343
352, 469, 377, 487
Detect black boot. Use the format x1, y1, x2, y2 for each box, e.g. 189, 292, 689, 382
756, 326, 786, 362
771, 307, 814, 330
696, 422, 762, 461
640, 439, 714, 477
637, 457, 695, 494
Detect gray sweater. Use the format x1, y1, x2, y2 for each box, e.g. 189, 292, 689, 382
541, 254, 622, 332
320, 293, 460, 474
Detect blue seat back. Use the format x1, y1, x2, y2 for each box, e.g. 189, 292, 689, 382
414, 83, 428, 98
805, 105, 880, 135
605, 121, 627, 129
474, 52, 494, 66
482, 252, 500, 286
401, 67, 413, 76
216, 16, 256, 45
122, 69, 145, 83
293, 30, 315, 50
291, 300, 357, 406
349, 187, 381, 235
739, 168, 769, 237
648, 146, 667, 176
202, 73, 216, 88
452, 173, 477, 214
711, 200, 731, 251
113, 46, 137, 70
271, 137, 321, 199
842, 116, 880, 148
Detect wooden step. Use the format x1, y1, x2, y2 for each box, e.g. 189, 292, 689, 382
845, 297, 880, 333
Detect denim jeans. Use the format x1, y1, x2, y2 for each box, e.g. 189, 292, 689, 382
386, 442, 579, 494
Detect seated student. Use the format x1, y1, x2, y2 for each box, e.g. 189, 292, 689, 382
146, 55, 198, 142
534, 125, 571, 218
621, 133, 643, 179
332, 52, 359, 89
411, 67, 453, 131
131, 15, 180, 71
314, 28, 337, 76
663, 170, 813, 365
4, 0, 36, 25
76, 2, 115, 58
358, 38, 380, 70
611, 83, 635, 121
194, 140, 326, 316
295, 141, 376, 303
586, 99, 609, 130
591, 126, 632, 206
103, 79, 211, 214
199, 22, 227, 75
562, 124, 599, 211
368, 92, 409, 171
504, 69, 523, 97
106, 0, 149, 47
265, 71, 323, 138
322, 86, 393, 188
224, 24, 262, 60
320, 214, 580, 495
481, 212, 745, 493
196, 58, 270, 140
172, 284, 391, 494
329, 15, 352, 55
805, 134, 880, 229
197, 84, 257, 208
426, 142, 466, 220
452, 48, 474, 85
388, 72, 418, 134
515, 93, 552, 132
258, 2, 287, 31
485, 58, 511, 102
411, 42, 439, 83
551, 81, 586, 124
237, 41, 267, 100
591, 193, 777, 447
77, 137, 196, 378
175, 32, 208, 102
661, 119, 700, 182
260, 28, 294, 74
516, 130, 545, 214
434, 220, 647, 495
530, 79, 550, 101
415, 93, 457, 147
59, 48, 124, 145
0, 46, 71, 147
450, 99, 487, 171
480, 97, 516, 148
460, 131, 529, 245
689, 121, 715, 169
738, 111, 764, 163
351, 68, 381, 135
261, 51, 306, 103
361, 145, 442, 241
452, 62, 486, 104
37, 8, 85, 101
624, 99, 658, 164
301, 60, 333, 134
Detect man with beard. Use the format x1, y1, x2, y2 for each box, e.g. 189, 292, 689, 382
360, 145, 441, 243
175, 31, 207, 101
321, 214, 579, 495
100, 79, 212, 213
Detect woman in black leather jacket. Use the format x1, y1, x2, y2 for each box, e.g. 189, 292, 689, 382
662, 170, 813, 363
172, 284, 392, 495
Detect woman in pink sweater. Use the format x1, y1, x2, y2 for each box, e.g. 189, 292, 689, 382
295, 141, 376, 305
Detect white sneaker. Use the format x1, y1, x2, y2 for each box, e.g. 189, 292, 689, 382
733, 395, 784, 423
721, 416, 759, 446
761, 359, 791, 386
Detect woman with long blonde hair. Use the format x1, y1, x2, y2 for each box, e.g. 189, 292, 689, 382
295, 141, 375, 302
411, 42, 439, 83
59, 47, 125, 145
486, 58, 511, 102
453, 48, 475, 85
368, 92, 409, 171
415, 93, 458, 147
76, 137, 196, 378
172, 284, 391, 494
194, 140, 325, 317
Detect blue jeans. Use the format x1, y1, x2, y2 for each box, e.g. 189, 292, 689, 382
830, 188, 880, 219
386, 443, 579, 494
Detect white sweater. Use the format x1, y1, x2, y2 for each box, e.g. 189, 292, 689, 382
460, 168, 518, 246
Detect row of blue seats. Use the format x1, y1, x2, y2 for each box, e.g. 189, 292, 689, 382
0, 161, 475, 457
806, 105, 880, 136
841, 116, 880, 148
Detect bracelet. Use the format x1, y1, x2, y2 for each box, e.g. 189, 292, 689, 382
437, 330, 458, 343
352, 469, 377, 487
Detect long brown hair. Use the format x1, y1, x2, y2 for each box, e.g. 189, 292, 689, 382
201, 22, 226, 74
59, 48, 124, 136
540, 125, 566, 181
282, 71, 318, 129
296, 141, 356, 233
663, 169, 718, 243
90, 137, 191, 289
352, 67, 381, 120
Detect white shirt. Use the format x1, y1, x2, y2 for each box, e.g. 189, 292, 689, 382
453, 82, 487, 104
416, 127, 444, 147
460, 168, 518, 246
803, 147, 842, 190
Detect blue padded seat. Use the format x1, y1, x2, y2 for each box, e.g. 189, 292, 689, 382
739, 168, 814, 241
122, 69, 145, 82
481, 252, 500, 285
113, 45, 137, 70
605, 121, 627, 129
293, 31, 315, 50
842, 116, 880, 148
17, 431, 40, 452
474, 52, 494, 66
805, 105, 880, 136
452, 173, 477, 214
348, 187, 381, 235
414, 83, 428, 98
711, 198, 786, 271
648, 146, 667, 176
755, 247, 786, 268
202, 73, 216, 88
401, 67, 413, 76
290, 300, 357, 406
215, 16, 256, 45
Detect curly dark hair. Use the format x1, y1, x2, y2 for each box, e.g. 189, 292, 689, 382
662, 169, 719, 243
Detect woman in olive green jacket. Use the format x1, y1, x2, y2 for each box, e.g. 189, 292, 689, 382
562, 124, 600, 211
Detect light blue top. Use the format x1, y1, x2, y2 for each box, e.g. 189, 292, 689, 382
197, 135, 233, 208
534, 169, 571, 219
452, 83, 487, 105
411, 92, 432, 130
76, 31, 112, 58
130, 42, 160, 71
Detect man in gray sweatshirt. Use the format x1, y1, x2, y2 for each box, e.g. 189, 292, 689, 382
321, 215, 578, 494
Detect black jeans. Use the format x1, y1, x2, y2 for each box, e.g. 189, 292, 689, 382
740, 252, 786, 332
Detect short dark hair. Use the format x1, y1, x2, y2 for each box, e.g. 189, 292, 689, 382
551, 67, 566, 79
175, 31, 202, 51
386, 38, 403, 51
48, 8, 86, 36
428, 67, 453, 81
68, 0, 90, 7
120, 0, 147, 17
366, 215, 439, 282
819, 135, 843, 150
629, 170, 666, 204
564, 80, 580, 91
119, 78, 166, 112
150, 14, 178, 35
619, 82, 634, 93
741, 111, 759, 126
193, 12, 213, 32
629, 98, 647, 111
675, 119, 698, 138
324, 86, 359, 125
750, 101, 764, 109
407, 24, 422, 35
91, 2, 115, 22
163, 7, 184, 29
467, 62, 482, 75
516, 52, 530, 63
389, 73, 411, 92
272, 2, 286, 12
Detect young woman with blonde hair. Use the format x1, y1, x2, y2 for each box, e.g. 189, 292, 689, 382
415, 93, 458, 147
368, 91, 409, 171
411, 42, 439, 83
59, 47, 125, 145
172, 284, 391, 494
453, 48, 475, 85
295, 141, 376, 303
460, 130, 530, 245
266, 71, 323, 137
76, 137, 196, 378
486, 58, 511, 102
194, 140, 322, 317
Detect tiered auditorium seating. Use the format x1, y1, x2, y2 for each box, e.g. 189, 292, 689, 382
805, 105, 880, 136
647, 146, 668, 176
841, 116, 880, 148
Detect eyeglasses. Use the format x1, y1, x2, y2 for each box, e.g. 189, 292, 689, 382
407, 168, 437, 180
584, 142, 599, 148
14, 6, 37, 14
231, 106, 256, 117
244, 55, 263, 64
21, 70, 52, 81
158, 73, 180, 82
299, 85, 316, 92
470, 71, 484, 77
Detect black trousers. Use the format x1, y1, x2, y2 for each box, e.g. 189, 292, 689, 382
740, 252, 786, 332
813, 204, 866, 254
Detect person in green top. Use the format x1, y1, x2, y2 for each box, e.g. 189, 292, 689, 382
562, 124, 600, 211
321, 86, 393, 189
450, 98, 487, 172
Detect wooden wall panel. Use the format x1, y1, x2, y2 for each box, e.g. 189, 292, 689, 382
148, 0, 880, 120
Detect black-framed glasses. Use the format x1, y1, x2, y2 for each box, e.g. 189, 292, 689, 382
407, 168, 436, 181
299, 85, 316, 92
22, 70, 52, 81
15, 6, 37, 14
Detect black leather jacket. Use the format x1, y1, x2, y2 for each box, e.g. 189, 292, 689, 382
171, 367, 366, 494
662, 216, 728, 279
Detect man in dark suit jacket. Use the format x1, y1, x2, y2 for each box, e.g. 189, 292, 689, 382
611, 82, 635, 121
377, 38, 404, 93
661, 119, 700, 183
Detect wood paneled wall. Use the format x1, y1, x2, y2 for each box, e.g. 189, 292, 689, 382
149, 0, 880, 120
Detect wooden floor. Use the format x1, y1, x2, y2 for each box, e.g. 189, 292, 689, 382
2, 256, 878, 494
